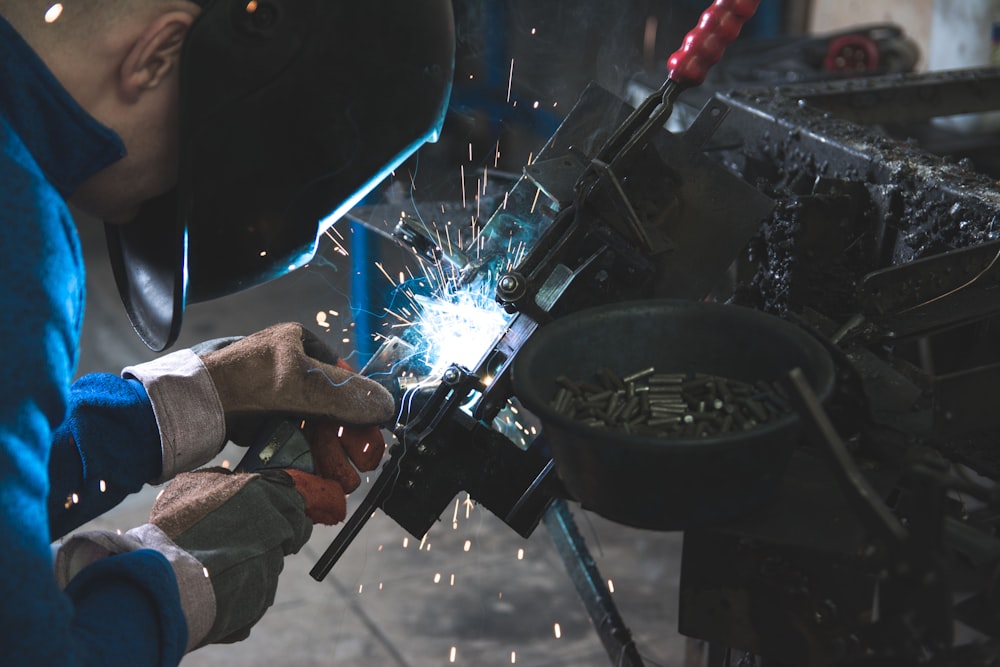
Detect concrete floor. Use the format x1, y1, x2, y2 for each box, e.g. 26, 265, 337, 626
70, 214, 689, 667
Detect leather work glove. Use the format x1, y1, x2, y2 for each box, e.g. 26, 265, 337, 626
56, 467, 342, 650
124, 323, 394, 492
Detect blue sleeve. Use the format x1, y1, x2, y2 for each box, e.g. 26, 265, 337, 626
0, 115, 187, 665
49, 375, 163, 539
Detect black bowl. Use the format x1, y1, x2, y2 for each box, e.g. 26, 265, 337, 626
511, 299, 835, 530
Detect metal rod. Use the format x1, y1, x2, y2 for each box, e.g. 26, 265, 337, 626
543, 499, 646, 667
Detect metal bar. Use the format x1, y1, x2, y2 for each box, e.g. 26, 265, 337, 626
543, 499, 645, 667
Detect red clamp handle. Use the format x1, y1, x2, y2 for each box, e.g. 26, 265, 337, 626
667, 0, 761, 88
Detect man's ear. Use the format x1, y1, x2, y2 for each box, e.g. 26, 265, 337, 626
119, 11, 196, 102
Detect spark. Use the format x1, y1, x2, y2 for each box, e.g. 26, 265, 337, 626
554, 623, 562, 639
450, 573, 456, 586
464, 493, 474, 519
463, 540, 472, 553
517, 548, 524, 561
468, 142, 473, 162
530, 187, 542, 214
402, 537, 409, 549
99, 479, 107, 493
203, 567, 210, 578
316, 311, 331, 328
608, 579, 615, 593
450, 646, 457, 663
374, 261, 396, 286
512, 651, 517, 664
434, 573, 442, 584
44, 3, 62, 23
419, 533, 428, 550
507, 58, 515, 103
461, 165, 467, 209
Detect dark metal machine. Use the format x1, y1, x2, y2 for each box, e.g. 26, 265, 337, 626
247, 4, 1000, 665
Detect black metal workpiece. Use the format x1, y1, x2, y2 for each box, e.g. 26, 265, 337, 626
673, 68, 1000, 664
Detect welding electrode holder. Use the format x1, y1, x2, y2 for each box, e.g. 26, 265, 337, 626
589, 0, 760, 180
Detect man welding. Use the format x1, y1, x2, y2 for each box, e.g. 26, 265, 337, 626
0, 0, 453, 663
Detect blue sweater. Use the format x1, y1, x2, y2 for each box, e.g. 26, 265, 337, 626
0, 15, 188, 666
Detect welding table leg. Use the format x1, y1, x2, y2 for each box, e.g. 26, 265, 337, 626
543, 499, 645, 667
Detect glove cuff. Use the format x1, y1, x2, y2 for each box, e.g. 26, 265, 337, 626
124, 349, 226, 482
55, 524, 217, 652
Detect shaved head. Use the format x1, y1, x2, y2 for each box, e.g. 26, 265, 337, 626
0, 0, 203, 221
0, 1, 192, 49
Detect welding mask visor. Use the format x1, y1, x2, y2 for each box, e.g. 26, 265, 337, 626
106, 0, 455, 351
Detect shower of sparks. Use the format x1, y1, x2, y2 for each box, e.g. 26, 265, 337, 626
405, 282, 510, 378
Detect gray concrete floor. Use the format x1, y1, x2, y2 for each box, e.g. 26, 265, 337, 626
70, 214, 688, 667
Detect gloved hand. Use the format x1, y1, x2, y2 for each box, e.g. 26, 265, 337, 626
57, 466, 342, 650
124, 322, 394, 489
196, 322, 392, 428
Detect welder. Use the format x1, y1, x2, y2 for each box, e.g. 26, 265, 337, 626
0, 0, 453, 663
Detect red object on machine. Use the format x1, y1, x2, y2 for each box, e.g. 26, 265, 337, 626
667, 0, 762, 87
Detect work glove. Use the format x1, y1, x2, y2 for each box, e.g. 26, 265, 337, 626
124, 323, 394, 495
56, 466, 342, 650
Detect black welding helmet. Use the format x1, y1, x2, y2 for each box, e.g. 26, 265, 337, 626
106, 0, 455, 351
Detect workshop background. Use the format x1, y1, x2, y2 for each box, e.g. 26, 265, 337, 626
67, 0, 1000, 665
